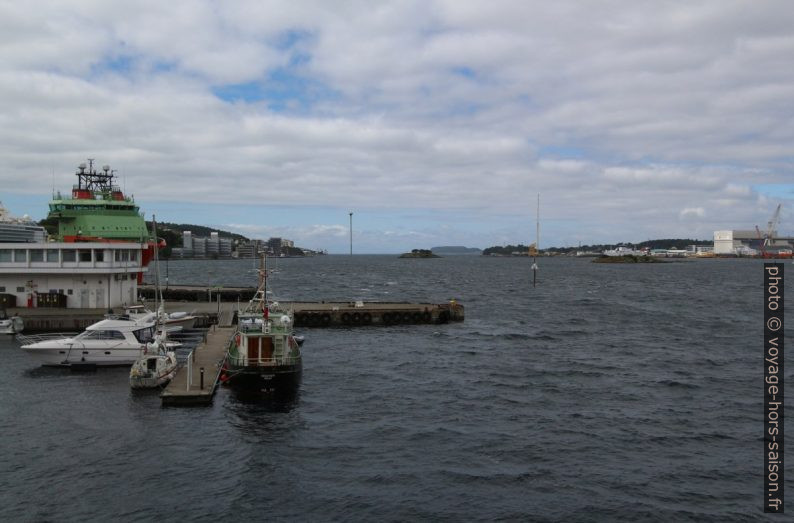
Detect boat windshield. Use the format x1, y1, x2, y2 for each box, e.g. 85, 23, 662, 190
76, 330, 127, 340
133, 326, 155, 343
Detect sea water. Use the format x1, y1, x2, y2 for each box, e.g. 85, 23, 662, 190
0, 255, 789, 521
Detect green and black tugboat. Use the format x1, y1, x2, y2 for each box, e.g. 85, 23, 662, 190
222, 256, 303, 393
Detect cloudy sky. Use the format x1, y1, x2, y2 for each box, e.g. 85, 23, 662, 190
1, 1, 793, 253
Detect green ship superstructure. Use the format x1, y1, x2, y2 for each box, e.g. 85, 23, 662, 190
47, 159, 150, 242
47, 159, 160, 282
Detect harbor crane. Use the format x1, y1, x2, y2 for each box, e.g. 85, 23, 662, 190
755, 204, 782, 258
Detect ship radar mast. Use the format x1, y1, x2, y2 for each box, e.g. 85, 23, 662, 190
74, 158, 118, 193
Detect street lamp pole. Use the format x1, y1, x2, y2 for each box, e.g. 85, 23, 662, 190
349, 212, 353, 256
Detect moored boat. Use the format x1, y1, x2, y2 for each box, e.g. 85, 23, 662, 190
18, 317, 161, 367
129, 215, 179, 388
129, 331, 178, 389
1, 308, 23, 334
47, 159, 163, 282
223, 256, 302, 392
114, 304, 197, 330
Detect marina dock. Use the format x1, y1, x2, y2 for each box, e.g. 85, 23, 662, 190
139, 284, 464, 326
160, 326, 232, 406
9, 285, 464, 332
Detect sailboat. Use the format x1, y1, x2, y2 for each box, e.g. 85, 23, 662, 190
129, 216, 178, 389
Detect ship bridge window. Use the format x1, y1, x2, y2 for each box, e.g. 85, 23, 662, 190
46, 249, 59, 262
0, 250, 10, 262
94, 250, 104, 262
78, 250, 92, 262
62, 250, 76, 262
30, 250, 44, 262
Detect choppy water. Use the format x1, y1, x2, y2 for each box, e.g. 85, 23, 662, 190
0, 255, 790, 521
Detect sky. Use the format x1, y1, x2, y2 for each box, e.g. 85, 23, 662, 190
1, 1, 793, 253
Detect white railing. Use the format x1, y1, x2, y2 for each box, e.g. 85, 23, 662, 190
16, 332, 78, 345
228, 354, 301, 367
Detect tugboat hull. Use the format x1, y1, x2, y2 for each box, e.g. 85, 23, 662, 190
224, 362, 302, 391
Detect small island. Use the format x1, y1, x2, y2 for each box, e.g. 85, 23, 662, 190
431, 245, 482, 255
399, 249, 441, 258
592, 255, 665, 263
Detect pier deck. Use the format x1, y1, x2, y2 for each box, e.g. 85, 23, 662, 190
9, 289, 464, 332
160, 326, 232, 406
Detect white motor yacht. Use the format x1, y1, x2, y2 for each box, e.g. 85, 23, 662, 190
19, 317, 162, 367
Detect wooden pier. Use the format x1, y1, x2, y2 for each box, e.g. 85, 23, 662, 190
160, 326, 232, 406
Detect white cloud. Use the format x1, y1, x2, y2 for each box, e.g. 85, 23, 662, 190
1, 1, 793, 252
679, 207, 706, 219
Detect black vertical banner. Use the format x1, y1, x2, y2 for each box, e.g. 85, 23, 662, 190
765, 263, 784, 513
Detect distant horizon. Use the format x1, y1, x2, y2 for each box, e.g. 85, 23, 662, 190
3, 193, 718, 254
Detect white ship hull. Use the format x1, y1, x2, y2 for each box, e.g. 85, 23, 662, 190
22, 341, 144, 367
19, 316, 157, 367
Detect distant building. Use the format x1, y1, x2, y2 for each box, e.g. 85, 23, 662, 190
237, 240, 265, 258
171, 230, 232, 259
266, 237, 295, 256
714, 230, 794, 255
0, 202, 47, 243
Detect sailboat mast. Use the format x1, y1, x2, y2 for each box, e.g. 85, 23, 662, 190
532, 194, 539, 288
536, 193, 540, 253
152, 215, 162, 308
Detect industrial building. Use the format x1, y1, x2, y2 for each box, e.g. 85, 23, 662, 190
713, 230, 794, 256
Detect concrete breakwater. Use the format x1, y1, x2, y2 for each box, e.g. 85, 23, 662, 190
9, 285, 464, 332
140, 284, 464, 326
